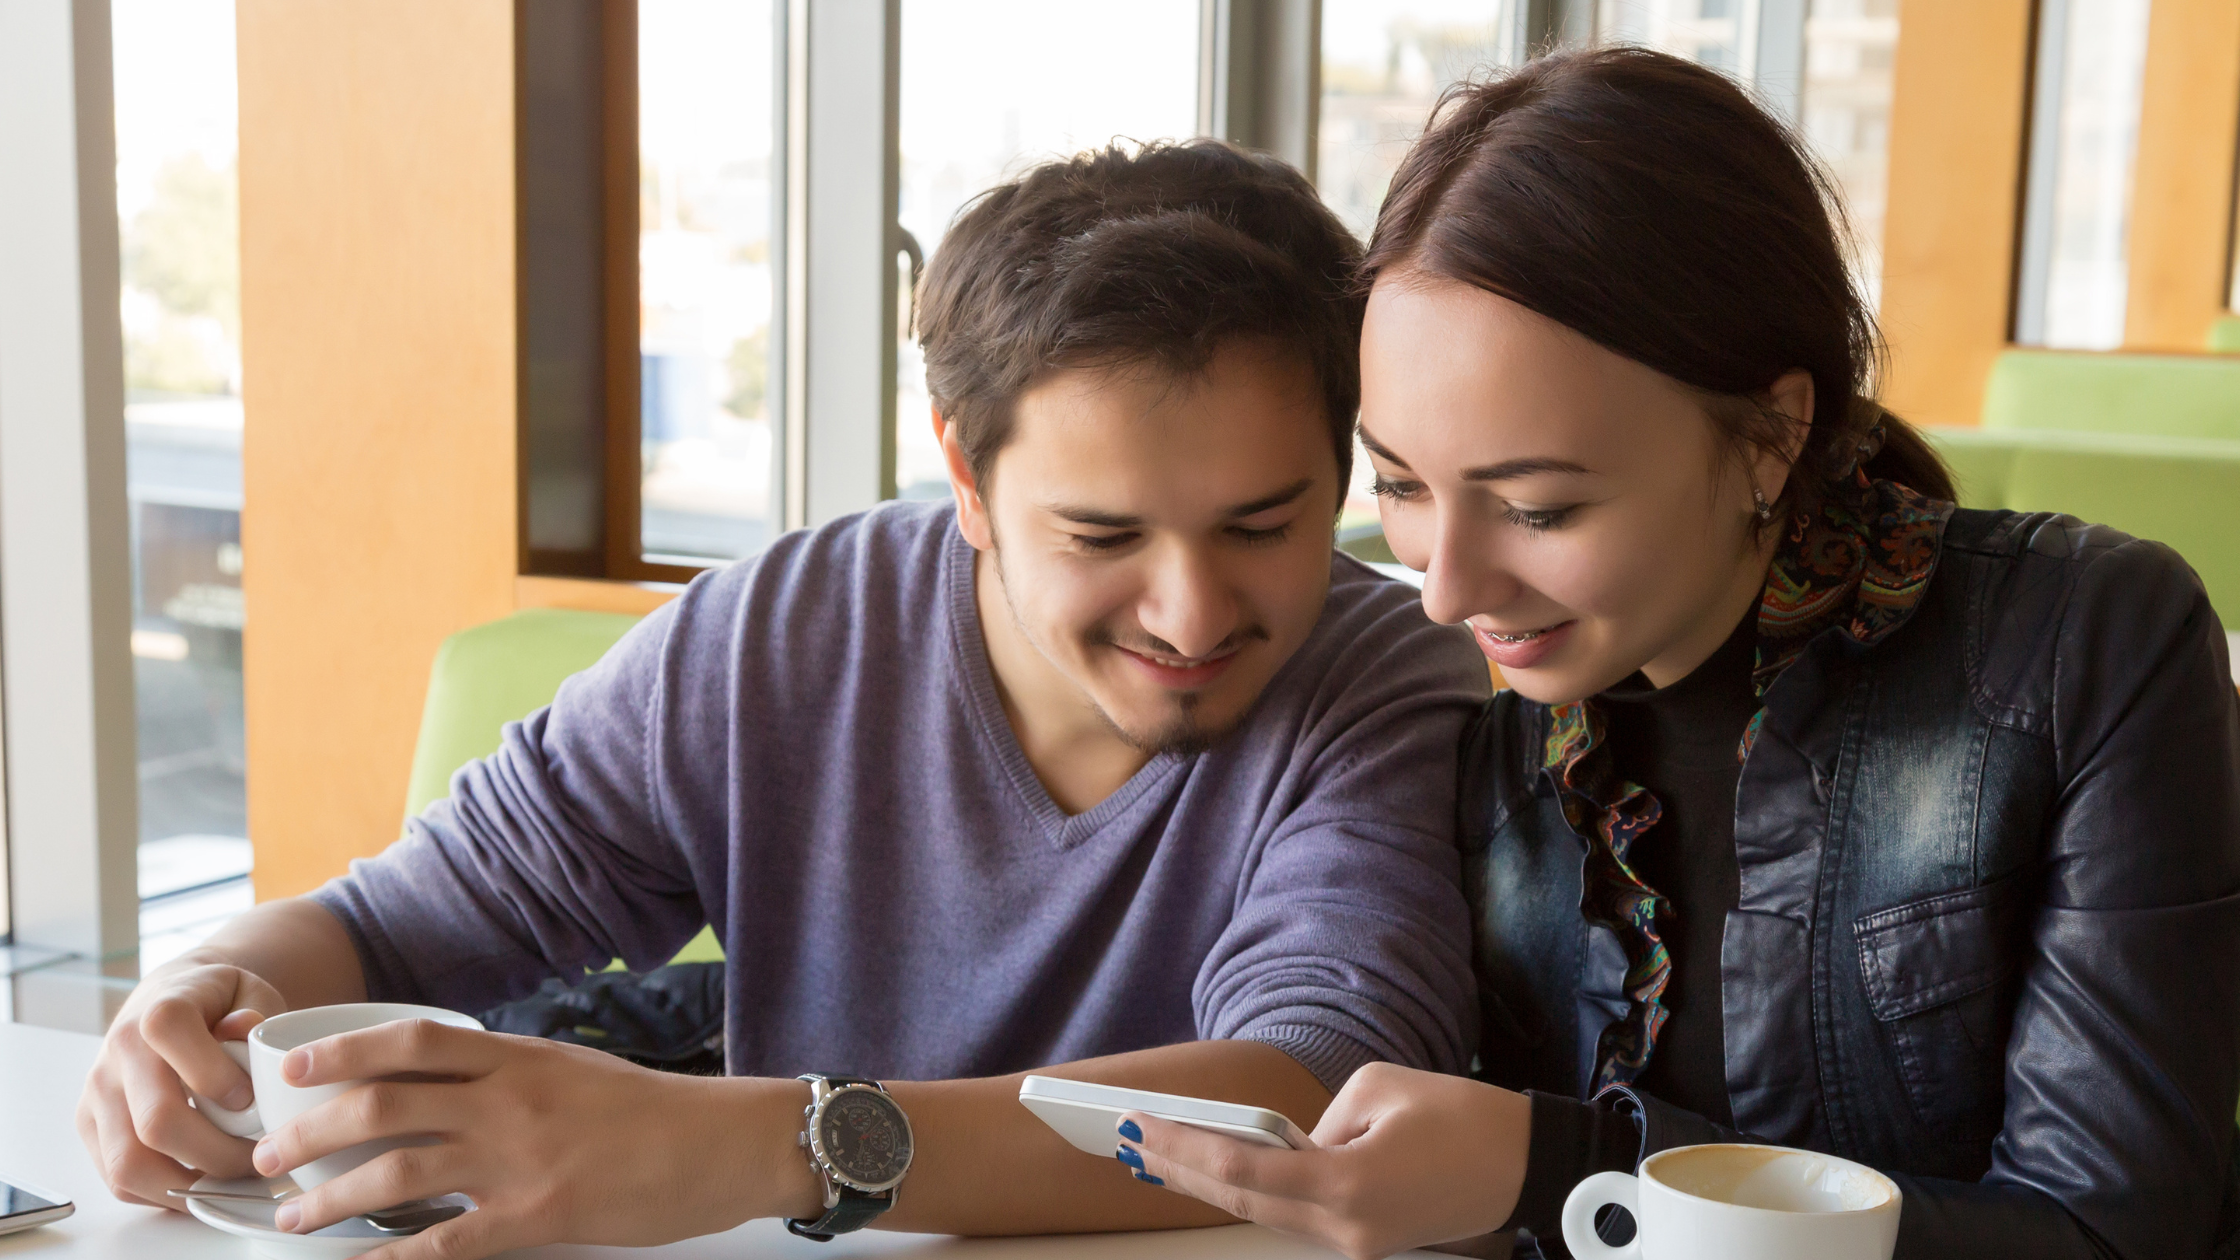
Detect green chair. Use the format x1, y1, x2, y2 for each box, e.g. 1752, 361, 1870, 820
1925, 425, 2240, 629
1925, 349, 2240, 631
2208, 315, 2240, 355
407, 607, 723, 965
1980, 349, 2240, 443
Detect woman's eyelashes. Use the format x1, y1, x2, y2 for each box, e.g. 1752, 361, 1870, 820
1370, 475, 1577, 534
1501, 503, 1576, 533
1369, 475, 1426, 502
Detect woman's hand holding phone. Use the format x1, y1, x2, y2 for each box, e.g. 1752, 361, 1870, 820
1115, 1062, 1533, 1260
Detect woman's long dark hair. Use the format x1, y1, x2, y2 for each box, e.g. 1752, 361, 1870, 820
1364, 47, 1952, 522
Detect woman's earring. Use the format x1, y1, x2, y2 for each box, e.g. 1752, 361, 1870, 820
1751, 486, 1773, 524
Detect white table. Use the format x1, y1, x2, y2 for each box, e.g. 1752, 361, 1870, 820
0, 1022, 1381, 1259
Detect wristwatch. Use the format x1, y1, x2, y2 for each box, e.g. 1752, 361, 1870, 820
787, 1074, 914, 1241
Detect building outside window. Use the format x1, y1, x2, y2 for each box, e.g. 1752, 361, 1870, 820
1317, 2, 1522, 243
1597, 0, 1752, 73
637, 0, 779, 562
1799, 0, 1898, 311
893, 1, 1201, 501
112, 0, 254, 969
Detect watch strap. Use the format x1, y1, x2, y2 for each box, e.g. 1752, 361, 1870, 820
799, 1073, 882, 1090
785, 1187, 892, 1241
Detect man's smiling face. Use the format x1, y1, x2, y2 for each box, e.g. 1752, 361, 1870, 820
957, 339, 1341, 754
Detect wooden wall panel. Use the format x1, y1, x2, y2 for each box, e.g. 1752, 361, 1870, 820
1877, 0, 2036, 429
237, 0, 520, 899
2124, 0, 2240, 351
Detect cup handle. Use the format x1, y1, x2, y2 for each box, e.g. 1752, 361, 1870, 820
1561, 1170, 1643, 1260
188, 1040, 264, 1140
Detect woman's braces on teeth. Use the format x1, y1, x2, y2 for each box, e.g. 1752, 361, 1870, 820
1484, 626, 1551, 644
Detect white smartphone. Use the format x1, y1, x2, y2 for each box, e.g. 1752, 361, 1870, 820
1018, 1075, 1314, 1154
0, 1177, 73, 1236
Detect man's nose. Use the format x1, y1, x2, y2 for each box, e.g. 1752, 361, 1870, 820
1417, 505, 1521, 627
1136, 545, 1241, 660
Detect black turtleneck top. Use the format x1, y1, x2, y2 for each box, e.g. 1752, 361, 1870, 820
1499, 608, 1760, 1240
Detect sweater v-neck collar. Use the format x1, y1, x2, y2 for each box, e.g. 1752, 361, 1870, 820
942, 517, 1187, 851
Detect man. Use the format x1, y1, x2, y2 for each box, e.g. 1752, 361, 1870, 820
78, 141, 1488, 1258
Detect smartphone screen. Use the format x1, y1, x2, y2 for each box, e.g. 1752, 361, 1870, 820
1, 1183, 65, 1219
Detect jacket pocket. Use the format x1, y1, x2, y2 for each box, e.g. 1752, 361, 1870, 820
1854, 875, 2029, 1147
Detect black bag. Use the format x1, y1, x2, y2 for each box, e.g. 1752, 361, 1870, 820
477, 962, 726, 1075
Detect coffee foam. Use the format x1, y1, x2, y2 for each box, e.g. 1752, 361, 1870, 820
1649, 1145, 1895, 1213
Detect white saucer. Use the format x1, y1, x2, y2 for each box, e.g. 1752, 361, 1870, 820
184, 1175, 474, 1259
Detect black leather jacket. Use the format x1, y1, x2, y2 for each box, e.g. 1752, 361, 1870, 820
1461, 509, 2240, 1258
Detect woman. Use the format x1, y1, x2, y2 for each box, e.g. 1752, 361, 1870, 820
1114, 48, 2240, 1259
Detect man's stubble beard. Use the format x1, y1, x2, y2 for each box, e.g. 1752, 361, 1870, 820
990, 542, 1242, 759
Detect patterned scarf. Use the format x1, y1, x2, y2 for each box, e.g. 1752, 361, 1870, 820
1544, 473, 1954, 1093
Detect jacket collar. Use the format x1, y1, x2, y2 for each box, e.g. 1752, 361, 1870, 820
1538, 475, 1956, 1094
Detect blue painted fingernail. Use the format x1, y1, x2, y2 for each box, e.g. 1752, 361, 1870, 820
1134, 1171, 1165, 1186
1114, 1145, 1145, 1171
274, 1204, 301, 1232
1117, 1119, 1143, 1142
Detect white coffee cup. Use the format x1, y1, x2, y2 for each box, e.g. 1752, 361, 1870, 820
1561, 1142, 1902, 1260
189, 1003, 483, 1189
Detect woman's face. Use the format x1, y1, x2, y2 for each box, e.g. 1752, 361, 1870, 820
1361, 273, 1798, 703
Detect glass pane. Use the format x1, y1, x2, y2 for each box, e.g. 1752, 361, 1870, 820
1798, 0, 1899, 311
2017, 0, 2151, 349
638, 0, 779, 561
1318, 3, 1520, 243
112, 0, 256, 968
1319, 3, 1520, 533
1597, 0, 1753, 73
895, 0, 1200, 501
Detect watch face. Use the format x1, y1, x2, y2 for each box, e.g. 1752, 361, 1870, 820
816, 1087, 913, 1191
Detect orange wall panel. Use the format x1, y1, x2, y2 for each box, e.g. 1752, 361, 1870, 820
237, 0, 520, 899
1877, 0, 2036, 429
2124, 0, 2240, 351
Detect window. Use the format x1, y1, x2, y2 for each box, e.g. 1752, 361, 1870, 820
1597, 0, 1752, 73
1799, 0, 1899, 309
1318, 3, 1524, 243
1317, 4, 1523, 535
893, 1, 1201, 501
112, 0, 255, 969
2014, 0, 2153, 349
637, 0, 780, 561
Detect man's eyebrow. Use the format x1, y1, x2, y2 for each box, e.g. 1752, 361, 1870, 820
1225, 478, 1315, 518
1038, 478, 1316, 529
1044, 505, 1144, 528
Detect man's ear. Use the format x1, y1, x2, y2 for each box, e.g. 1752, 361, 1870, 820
1751, 369, 1815, 505
937, 409, 995, 551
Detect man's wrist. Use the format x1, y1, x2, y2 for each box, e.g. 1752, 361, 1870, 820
713, 1077, 824, 1222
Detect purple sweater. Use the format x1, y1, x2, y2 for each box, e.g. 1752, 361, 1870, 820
314, 501, 1487, 1088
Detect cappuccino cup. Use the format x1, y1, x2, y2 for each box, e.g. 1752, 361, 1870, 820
190, 1003, 482, 1188
1560, 1143, 1901, 1260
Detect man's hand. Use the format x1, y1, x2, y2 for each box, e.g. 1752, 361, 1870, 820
1117, 1062, 1532, 1260
76, 962, 289, 1206
249, 1019, 824, 1259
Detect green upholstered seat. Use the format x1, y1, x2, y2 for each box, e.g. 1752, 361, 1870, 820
1981, 349, 2240, 442
406, 607, 723, 965
2209, 316, 2240, 354
1925, 425, 2240, 628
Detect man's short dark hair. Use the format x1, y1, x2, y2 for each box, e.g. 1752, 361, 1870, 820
916, 140, 1365, 496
